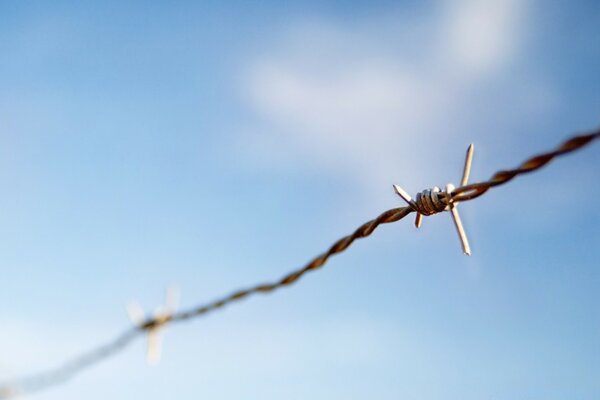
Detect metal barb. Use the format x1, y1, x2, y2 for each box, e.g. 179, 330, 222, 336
392, 184, 414, 206
393, 144, 475, 255
446, 184, 471, 256
126, 286, 179, 365
461, 144, 474, 187
393, 184, 422, 228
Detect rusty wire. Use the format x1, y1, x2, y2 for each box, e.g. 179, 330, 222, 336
449, 131, 600, 202
0, 127, 598, 398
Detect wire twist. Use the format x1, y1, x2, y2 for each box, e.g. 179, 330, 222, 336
451, 132, 599, 202
413, 187, 448, 215
171, 207, 412, 323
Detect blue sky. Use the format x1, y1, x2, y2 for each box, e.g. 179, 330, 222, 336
0, 0, 599, 399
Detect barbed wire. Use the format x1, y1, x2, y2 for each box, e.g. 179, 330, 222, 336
1, 128, 598, 398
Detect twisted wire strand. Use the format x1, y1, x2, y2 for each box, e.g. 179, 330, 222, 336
0, 207, 413, 398
0, 329, 139, 398
1, 128, 598, 398
450, 129, 600, 203
168, 207, 413, 324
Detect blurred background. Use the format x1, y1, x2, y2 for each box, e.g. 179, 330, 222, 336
0, 0, 599, 399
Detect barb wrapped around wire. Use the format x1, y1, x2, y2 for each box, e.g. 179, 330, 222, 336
0, 127, 598, 399
393, 143, 475, 255
127, 285, 179, 365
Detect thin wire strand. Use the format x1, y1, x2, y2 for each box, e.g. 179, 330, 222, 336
0, 329, 139, 398
0, 128, 598, 398
169, 207, 412, 324
0, 207, 413, 398
450, 130, 600, 202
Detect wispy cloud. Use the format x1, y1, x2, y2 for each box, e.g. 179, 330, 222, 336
237, 0, 543, 197
440, 0, 527, 75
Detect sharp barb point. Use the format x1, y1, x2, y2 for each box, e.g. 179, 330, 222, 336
393, 184, 413, 206
415, 213, 422, 228
448, 202, 471, 256
460, 143, 475, 187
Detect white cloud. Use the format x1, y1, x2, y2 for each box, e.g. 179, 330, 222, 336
238, 1, 538, 198
441, 0, 527, 75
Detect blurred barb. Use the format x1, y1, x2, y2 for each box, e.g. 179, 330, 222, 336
0, 127, 598, 399
127, 286, 180, 365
